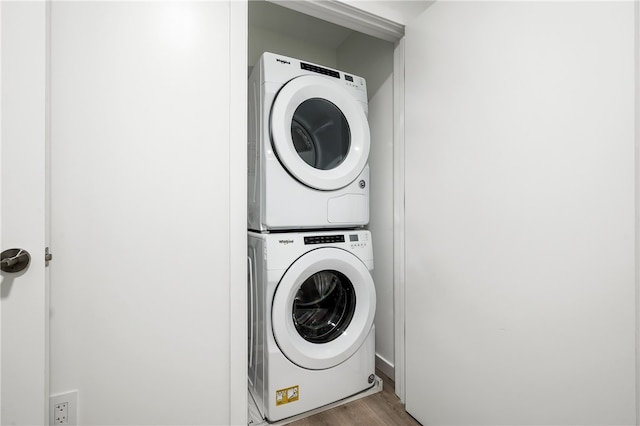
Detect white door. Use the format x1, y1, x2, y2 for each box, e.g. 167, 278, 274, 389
404, 2, 636, 425
0, 1, 49, 424
48, 2, 247, 424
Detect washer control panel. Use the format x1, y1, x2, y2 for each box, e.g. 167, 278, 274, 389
303, 232, 370, 249
260, 230, 373, 269
304, 235, 345, 245
348, 232, 369, 249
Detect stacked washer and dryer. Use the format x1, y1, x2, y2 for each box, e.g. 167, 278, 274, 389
247, 52, 377, 423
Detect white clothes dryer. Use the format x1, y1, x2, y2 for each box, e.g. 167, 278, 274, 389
247, 230, 376, 422
248, 52, 371, 231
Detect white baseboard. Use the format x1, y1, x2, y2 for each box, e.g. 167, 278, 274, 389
375, 353, 394, 381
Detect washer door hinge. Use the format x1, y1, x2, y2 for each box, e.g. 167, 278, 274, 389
45, 247, 53, 263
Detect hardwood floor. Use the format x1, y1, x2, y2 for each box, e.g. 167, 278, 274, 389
287, 370, 421, 426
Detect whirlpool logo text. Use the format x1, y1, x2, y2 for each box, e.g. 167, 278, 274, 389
278, 239, 294, 245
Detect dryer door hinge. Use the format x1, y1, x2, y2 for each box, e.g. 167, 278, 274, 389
45, 247, 53, 263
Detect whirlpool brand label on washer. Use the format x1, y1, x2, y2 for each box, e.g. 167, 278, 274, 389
275, 385, 299, 406
278, 239, 294, 245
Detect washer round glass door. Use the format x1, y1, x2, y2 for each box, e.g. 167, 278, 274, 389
270, 75, 370, 191
271, 247, 376, 370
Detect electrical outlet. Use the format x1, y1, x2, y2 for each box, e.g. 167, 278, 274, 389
50, 391, 78, 426
54, 402, 68, 425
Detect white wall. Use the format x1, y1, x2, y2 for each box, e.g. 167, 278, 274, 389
336, 33, 396, 376
636, 3, 640, 423
49, 2, 246, 424
248, 1, 347, 69
404, 1, 636, 424
248, 26, 337, 71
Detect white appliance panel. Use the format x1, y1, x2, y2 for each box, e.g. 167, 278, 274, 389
248, 230, 376, 422
248, 52, 371, 231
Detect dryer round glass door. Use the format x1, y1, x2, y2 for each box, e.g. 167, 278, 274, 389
270, 75, 370, 191
271, 247, 376, 370
290, 99, 350, 171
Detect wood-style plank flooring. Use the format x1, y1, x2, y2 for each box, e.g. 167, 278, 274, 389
288, 370, 421, 426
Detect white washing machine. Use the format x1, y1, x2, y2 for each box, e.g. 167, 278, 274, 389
248, 52, 371, 231
248, 229, 376, 422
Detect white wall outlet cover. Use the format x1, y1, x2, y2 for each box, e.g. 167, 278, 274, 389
50, 391, 78, 426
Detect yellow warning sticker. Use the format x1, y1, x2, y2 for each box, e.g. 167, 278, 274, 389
275, 385, 299, 406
